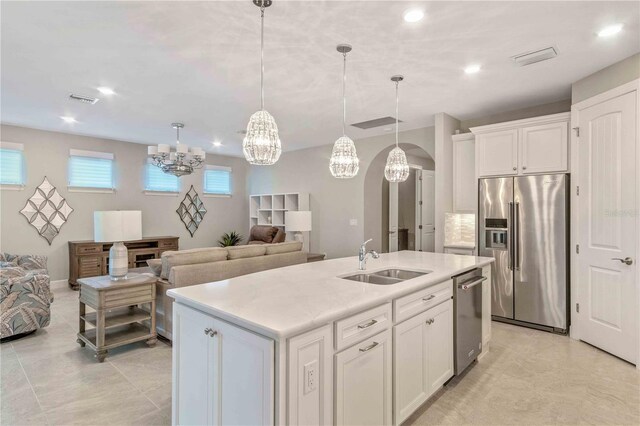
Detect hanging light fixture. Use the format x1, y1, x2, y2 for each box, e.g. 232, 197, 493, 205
147, 123, 205, 177
384, 75, 409, 183
243, 0, 281, 165
329, 44, 359, 178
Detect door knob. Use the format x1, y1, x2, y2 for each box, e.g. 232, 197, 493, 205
612, 257, 633, 265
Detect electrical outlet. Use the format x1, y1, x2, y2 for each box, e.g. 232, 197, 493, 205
304, 360, 318, 394
349, 219, 357, 226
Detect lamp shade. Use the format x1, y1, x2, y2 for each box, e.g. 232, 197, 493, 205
94, 211, 142, 242
285, 211, 312, 232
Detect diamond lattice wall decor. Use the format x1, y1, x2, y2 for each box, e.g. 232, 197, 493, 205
176, 185, 207, 237
20, 177, 74, 245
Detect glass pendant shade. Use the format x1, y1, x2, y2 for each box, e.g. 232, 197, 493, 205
243, 110, 281, 165
384, 146, 410, 182
329, 136, 359, 178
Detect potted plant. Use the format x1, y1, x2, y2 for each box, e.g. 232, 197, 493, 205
217, 231, 244, 247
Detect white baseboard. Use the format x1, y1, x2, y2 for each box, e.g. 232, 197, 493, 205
50, 279, 69, 291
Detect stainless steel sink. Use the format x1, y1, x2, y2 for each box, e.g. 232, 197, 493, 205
341, 273, 402, 285
372, 268, 429, 280
341, 268, 430, 285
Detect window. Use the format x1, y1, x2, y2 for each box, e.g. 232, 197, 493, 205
203, 166, 232, 195
145, 162, 180, 193
68, 149, 114, 191
0, 142, 25, 186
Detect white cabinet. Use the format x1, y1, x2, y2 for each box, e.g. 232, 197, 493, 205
452, 133, 477, 212
335, 329, 392, 426
472, 112, 570, 178
394, 299, 453, 425
475, 129, 518, 177
519, 121, 568, 174
480, 265, 492, 358
172, 303, 274, 426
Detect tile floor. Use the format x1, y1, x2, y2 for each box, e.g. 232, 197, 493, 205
2, 286, 639, 425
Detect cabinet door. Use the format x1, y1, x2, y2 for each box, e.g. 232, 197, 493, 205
173, 303, 217, 426
475, 130, 518, 177
335, 330, 392, 426
173, 303, 274, 426
425, 299, 454, 395
394, 311, 429, 425
481, 265, 492, 356
453, 137, 477, 212
519, 121, 568, 174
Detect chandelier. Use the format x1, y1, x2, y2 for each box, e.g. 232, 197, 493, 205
148, 123, 205, 177
243, 0, 281, 165
329, 44, 359, 178
384, 75, 410, 183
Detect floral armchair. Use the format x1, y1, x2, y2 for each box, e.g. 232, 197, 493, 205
0, 253, 53, 340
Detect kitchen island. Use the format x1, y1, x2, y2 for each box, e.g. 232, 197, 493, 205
168, 251, 494, 426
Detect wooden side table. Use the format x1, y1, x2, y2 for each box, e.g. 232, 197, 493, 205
77, 273, 157, 362
307, 252, 326, 262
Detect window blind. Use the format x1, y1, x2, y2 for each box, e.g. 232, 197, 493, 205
203, 167, 231, 195
145, 163, 180, 192
68, 150, 114, 189
0, 148, 24, 185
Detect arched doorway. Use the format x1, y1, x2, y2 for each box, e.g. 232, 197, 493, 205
363, 143, 435, 254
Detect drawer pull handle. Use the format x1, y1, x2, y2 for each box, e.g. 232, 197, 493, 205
422, 294, 436, 302
359, 342, 379, 352
204, 327, 217, 337
357, 319, 378, 330
426, 318, 434, 325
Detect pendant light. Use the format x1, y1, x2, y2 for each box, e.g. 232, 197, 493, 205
384, 75, 410, 183
243, 0, 281, 165
329, 44, 359, 178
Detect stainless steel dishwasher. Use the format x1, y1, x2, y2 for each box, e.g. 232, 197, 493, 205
453, 268, 486, 375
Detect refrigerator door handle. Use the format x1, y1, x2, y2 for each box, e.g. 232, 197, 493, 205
508, 201, 514, 271
514, 201, 521, 271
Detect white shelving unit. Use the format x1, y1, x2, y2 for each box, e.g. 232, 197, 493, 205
249, 192, 310, 250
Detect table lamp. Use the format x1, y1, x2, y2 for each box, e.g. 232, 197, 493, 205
285, 211, 312, 245
94, 211, 142, 280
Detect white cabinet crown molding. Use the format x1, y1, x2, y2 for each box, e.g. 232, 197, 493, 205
451, 132, 474, 142
469, 112, 571, 135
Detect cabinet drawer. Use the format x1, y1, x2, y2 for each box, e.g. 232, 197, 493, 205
394, 280, 452, 324
158, 240, 178, 249
76, 245, 102, 254
335, 303, 391, 352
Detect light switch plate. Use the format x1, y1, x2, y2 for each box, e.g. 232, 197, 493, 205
349, 219, 358, 226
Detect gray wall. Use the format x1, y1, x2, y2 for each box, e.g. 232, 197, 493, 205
571, 53, 640, 104
0, 125, 249, 280
248, 126, 435, 257
459, 99, 571, 131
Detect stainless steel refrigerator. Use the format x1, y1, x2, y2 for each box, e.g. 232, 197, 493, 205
479, 174, 569, 333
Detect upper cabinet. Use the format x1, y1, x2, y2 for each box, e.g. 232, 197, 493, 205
471, 112, 570, 178
452, 133, 477, 212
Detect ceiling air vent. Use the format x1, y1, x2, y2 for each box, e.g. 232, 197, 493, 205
351, 116, 402, 130
69, 94, 99, 105
512, 47, 558, 67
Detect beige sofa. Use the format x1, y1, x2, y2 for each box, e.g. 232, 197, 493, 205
151, 241, 306, 340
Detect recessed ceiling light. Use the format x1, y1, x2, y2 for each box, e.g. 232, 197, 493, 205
403, 9, 424, 23
212, 141, 222, 147
60, 116, 77, 123
97, 87, 115, 95
464, 64, 481, 74
598, 23, 623, 37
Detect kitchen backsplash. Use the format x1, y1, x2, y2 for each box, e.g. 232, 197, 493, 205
444, 213, 476, 246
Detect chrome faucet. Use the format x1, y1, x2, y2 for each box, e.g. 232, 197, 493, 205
359, 239, 380, 270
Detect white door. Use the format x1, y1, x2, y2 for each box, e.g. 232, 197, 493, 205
389, 182, 399, 252
420, 170, 435, 252
173, 303, 275, 425
519, 121, 568, 174
394, 311, 429, 425
475, 129, 518, 177
425, 299, 454, 394
576, 84, 638, 364
335, 330, 392, 426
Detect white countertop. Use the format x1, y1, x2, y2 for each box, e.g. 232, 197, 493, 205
167, 251, 494, 340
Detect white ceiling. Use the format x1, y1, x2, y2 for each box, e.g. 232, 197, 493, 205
1, 1, 638, 157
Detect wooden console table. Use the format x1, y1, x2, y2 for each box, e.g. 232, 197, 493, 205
77, 273, 157, 362
68, 236, 178, 290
